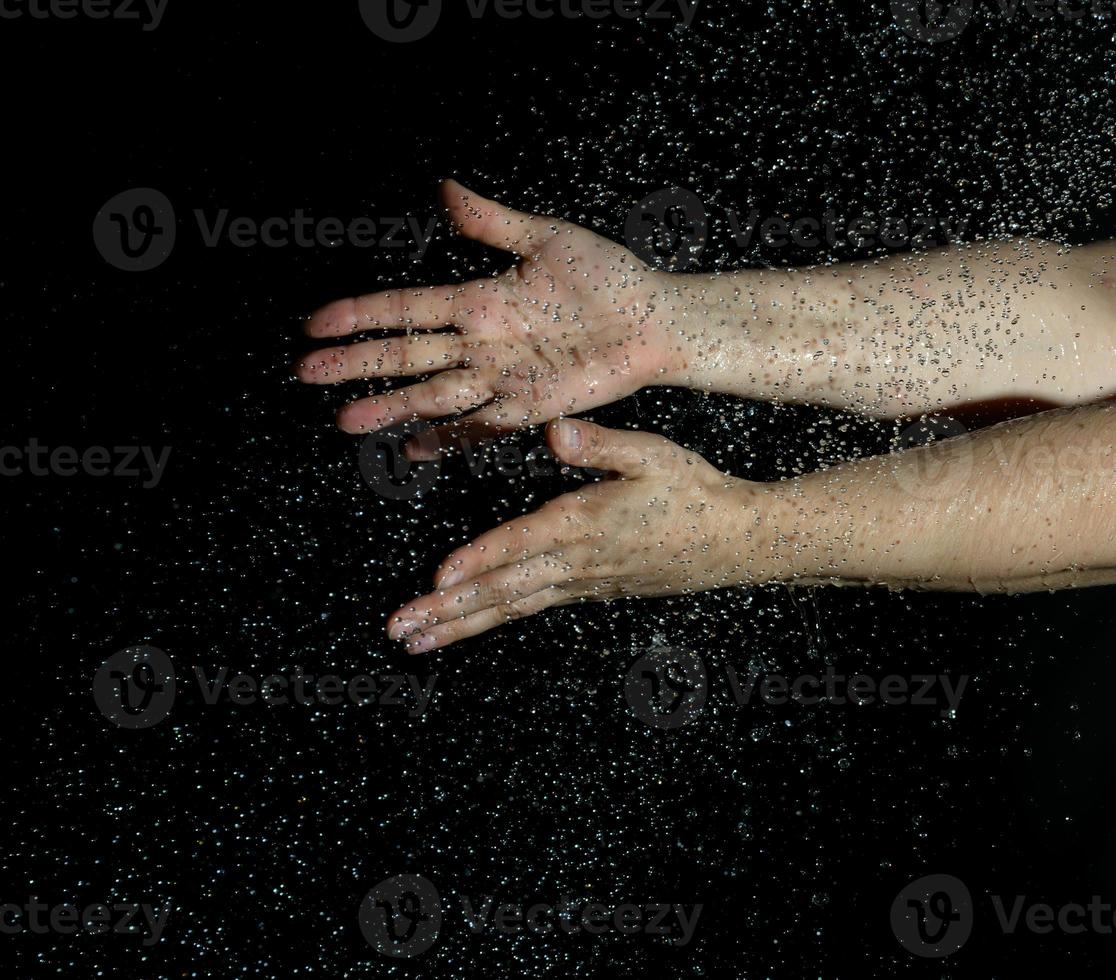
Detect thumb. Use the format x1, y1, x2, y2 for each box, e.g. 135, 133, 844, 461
547, 419, 667, 478
440, 178, 567, 256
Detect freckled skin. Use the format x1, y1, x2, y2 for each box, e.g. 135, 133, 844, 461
386, 403, 1116, 652
293, 183, 1116, 650
387, 419, 781, 652
296, 180, 688, 449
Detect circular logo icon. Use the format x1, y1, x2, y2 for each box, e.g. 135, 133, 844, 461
891, 0, 973, 43
94, 645, 176, 729
891, 873, 973, 958
359, 420, 442, 500
891, 416, 971, 502
359, 0, 442, 42
624, 188, 708, 272
93, 188, 176, 272
624, 647, 708, 729
359, 874, 442, 958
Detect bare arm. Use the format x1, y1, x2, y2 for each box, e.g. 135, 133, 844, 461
302, 187, 1116, 441
663, 238, 1116, 417
388, 406, 1116, 651
772, 401, 1116, 592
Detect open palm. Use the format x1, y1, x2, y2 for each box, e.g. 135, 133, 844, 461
297, 180, 682, 455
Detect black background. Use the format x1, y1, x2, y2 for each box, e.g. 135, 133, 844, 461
2, 0, 1116, 976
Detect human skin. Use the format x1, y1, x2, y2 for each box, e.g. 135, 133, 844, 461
385, 407, 1116, 652
294, 182, 1116, 650
298, 181, 1116, 429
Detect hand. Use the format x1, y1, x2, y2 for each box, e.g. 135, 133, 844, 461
296, 181, 689, 453
385, 420, 776, 652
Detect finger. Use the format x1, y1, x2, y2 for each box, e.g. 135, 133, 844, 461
432, 496, 578, 588
387, 551, 580, 641
336, 368, 493, 434
442, 178, 571, 257
547, 419, 675, 478
402, 402, 522, 460
403, 588, 569, 653
305, 283, 479, 338
295, 333, 468, 384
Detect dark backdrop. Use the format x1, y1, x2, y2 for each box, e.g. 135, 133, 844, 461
2, 1, 1116, 976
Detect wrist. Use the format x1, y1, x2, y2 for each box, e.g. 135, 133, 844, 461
763, 457, 952, 590
709, 460, 897, 590
710, 473, 821, 587
653, 270, 774, 395
734, 469, 882, 588
762, 474, 858, 585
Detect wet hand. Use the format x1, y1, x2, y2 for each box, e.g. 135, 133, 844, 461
296, 181, 686, 454
386, 420, 772, 652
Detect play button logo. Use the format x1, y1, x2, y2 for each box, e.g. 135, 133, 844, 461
359, 0, 442, 42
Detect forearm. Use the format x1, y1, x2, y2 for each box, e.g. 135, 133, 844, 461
662, 238, 1116, 418
747, 402, 1116, 592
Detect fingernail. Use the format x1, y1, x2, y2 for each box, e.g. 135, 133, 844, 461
562, 420, 582, 451
388, 619, 421, 642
